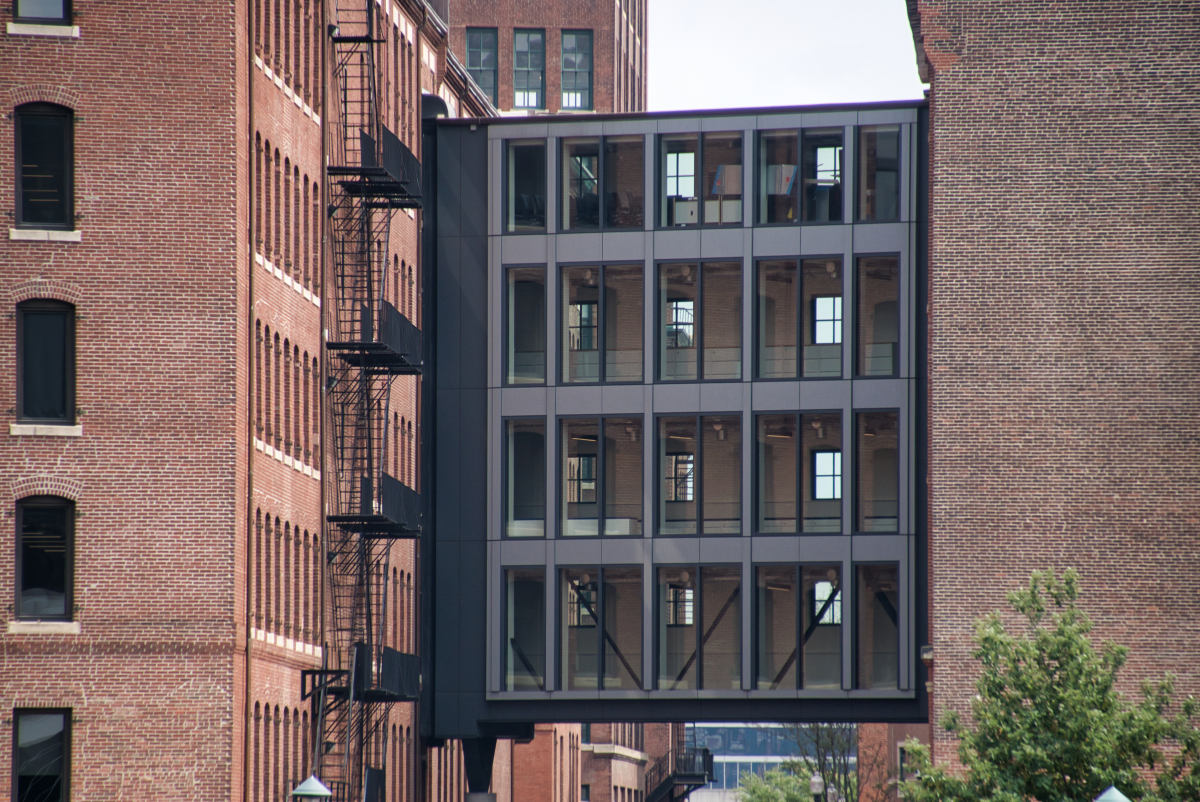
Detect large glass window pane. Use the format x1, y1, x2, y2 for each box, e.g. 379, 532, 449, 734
604, 418, 643, 535
857, 411, 899, 532
802, 259, 843, 378
756, 260, 796, 379
507, 140, 546, 232
701, 566, 741, 689
855, 563, 899, 689
758, 130, 798, 224
603, 567, 643, 689
506, 267, 545, 385
756, 414, 796, 534
660, 134, 698, 227
659, 264, 698, 381
802, 412, 842, 533
561, 138, 600, 231
659, 417, 697, 535
17, 498, 71, 619
18, 108, 70, 228
514, 30, 545, 108
562, 266, 601, 383
755, 565, 796, 689
802, 128, 844, 222
18, 302, 71, 421
856, 256, 899, 377
563, 419, 600, 536
858, 125, 900, 221
15, 711, 67, 802
16, 0, 68, 21
562, 568, 599, 689
657, 566, 696, 689
604, 136, 644, 229
503, 567, 545, 690
801, 565, 842, 689
702, 415, 741, 535
702, 133, 742, 225
465, 28, 498, 104
604, 264, 643, 382
505, 419, 545, 537
702, 262, 742, 380
561, 30, 593, 110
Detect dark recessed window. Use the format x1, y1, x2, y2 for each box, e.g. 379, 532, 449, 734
561, 30, 593, 110
503, 567, 545, 690
506, 140, 546, 233
561, 566, 643, 690
14, 0, 71, 24
505, 267, 546, 385
857, 125, 900, 222
561, 417, 643, 536
15, 104, 74, 229
659, 262, 742, 381
658, 415, 741, 535
16, 496, 74, 621
756, 258, 842, 380
561, 264, 643, 383
856, 256, 900, 377
513, 30, 545, 109
802, 128, 844, 222
465, 28, 498, 105
754, 564, 842, 690
856, 410, 899, 533
855, 562, 899, 689
17, 300, 75, 424
504, 419, 546, 538
14, 709, 70, 802
756, 412, 842, 534
560, 137, 645, 232
657, 565, 740, 690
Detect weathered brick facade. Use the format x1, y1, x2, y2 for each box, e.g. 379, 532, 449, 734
911, 0, 1200, 771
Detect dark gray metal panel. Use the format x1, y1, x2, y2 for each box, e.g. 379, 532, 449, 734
459, 388, 488, 541
458, 537, 489, 696
434, 390, 461, 534
459, 238, 489, 389
436, 237, 462, 389
461, 129, 489, 240
435, 539, 462, 691
435, 692, 460, 736
438, 127, 463, 240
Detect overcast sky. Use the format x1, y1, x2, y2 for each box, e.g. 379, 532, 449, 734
647, 0, 926, 111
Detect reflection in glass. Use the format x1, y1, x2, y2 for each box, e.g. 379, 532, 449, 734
803, 259, 843, 378
659, 417, 697, 535
562, 568, 599, 689
801, 565, 841, 688
702, 262, 742, 380
661, 134, 699, 227
702, 133, 743, 225
702, 415, 741, 535
802, 128, 843, 222
604, 265, 644, 381
504, 567, 545, 690
507, 140, 546, 232
15, 711, 66, 802
465, 28, 498, 104
505, 420, 545, 537
855, 563, 899, 689
756, 415, 796, 534
758, 130, 798, 224
858, 125, 900, 221
562, 138, 600, 231
603, 567, 643, 689
514, 30, 545, 108
563, 266, 600, 383
605, 136, 644, 228
857, 411, 899, 532
506, 267, 545, 384
562, 419, 599, 536
561, 31, 593, 109
755, 565, 796, 689
802, 413, 842, 533
701, 565, 742, 689
18, 500, 70, 618
857, 256, 899, 377
659, 264, 698, 381
756, 260, 797, 379
657, 566, 696, 689
604, 418, 643, 535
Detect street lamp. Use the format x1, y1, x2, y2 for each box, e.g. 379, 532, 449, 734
291, 775, 333, 799
810, 773, 825, 802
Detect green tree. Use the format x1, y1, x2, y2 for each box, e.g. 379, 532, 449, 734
900, 569, 1200, 802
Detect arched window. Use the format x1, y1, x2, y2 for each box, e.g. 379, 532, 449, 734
15, 103, 73, 229
17, 299, 75, 424
16, 495, 74, 620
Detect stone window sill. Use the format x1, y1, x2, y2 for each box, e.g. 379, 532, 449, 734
10, 228, 82, 242
6, 22, 80, 38
10, 423, 82, 437
8, 620, 80, 635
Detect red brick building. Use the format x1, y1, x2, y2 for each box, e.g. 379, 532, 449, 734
444, 0, 646, 114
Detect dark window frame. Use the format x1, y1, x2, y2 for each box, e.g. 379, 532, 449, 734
502, 264, 547, 387
501, 416, 547, 540
12, 708, 71, 802
855, 124, 903, 223
656, 131, 744, 230
14, 495, 75, 622
753, 410, 843, 536
854, 252, 902, 379
557, 136, 647, 233
465, 27, 498, 105
501, 564, 546, 690
513, 28, 546, 110
656, 412, 743, 537
504, 139, 548, 234
13, 0, 72, 24
16, 299, 76, 424
753, 256, 844, 381
853, 408, 901, 535
557, 262, 644, 385
560, 29, 593, 111
14, 103, 74, 230
558, 564, 644, 691
851, 560, 901, 690
656, 260, 743, 383
654, 563, 741, 690
751, 562, 843, 690
556, 414, 644, 539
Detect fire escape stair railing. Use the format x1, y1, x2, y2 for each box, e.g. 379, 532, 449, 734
645, 747, 714, 802
306, 5, 423, 802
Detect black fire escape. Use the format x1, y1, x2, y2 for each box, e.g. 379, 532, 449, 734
301, 5, 422, 801
645, 728, 714, 802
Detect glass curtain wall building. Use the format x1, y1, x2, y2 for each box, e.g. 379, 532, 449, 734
430, 102, 927, 738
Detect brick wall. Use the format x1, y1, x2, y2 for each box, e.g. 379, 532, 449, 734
914, 0, 1200, 771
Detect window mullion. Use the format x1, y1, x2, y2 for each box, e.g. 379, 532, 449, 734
696, 415, 704, 535
597, 265, 606, 383
695, 564, 703, 689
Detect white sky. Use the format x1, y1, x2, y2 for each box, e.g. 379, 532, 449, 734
647, 0, 926, 111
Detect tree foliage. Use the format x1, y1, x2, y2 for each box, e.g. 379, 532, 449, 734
737, 723, 889, 802
900, 569, 1200, 802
